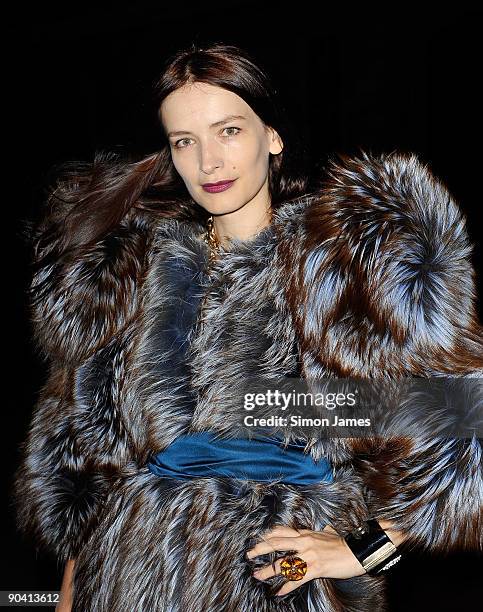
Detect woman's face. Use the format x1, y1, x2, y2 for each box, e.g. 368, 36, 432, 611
159, 82, 283, 216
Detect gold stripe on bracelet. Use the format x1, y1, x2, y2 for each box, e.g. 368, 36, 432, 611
362, 542, 398, 572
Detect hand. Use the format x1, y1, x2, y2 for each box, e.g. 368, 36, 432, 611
246, 524, 366, 597
55, 559, 75, 612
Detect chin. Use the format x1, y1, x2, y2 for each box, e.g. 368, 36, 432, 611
199, 199, 245, 217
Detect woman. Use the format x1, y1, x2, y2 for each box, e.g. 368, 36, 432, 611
13, 42, 482, 611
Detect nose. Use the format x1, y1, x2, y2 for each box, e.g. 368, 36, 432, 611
199, 139, 224, 175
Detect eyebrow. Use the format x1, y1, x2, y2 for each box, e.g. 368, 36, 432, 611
167, 114, 247, 138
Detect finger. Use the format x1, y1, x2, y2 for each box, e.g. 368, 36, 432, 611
246, 536, 302, 559
274, 577, 308, 598
264, 525, 304, 537
252, 558, 282, 581
258, 534, 276, 554
253, 552, 316, 583
274, 567, 316, 598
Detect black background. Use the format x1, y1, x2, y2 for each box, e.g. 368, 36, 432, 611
5, 3, 482, 610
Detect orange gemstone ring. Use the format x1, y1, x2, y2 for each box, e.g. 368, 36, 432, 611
279, 555, 308, 581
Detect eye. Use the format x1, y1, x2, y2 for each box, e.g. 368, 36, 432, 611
172, 127, 241, 149
173, 137, 193, 149
222, 126, 242, 137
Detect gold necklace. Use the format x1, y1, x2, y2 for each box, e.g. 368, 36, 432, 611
201, 214, 222, 266
197, 215, 220, 333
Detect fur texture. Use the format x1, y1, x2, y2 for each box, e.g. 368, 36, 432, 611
13, 150, 483, 611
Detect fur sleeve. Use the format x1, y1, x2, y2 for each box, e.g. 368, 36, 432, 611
12, 363, 121, 562
288, 150, 483, 553
13, 194, 152, 561
29, 197, 151, 365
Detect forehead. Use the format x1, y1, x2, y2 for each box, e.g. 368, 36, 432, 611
160, 82, 256, 129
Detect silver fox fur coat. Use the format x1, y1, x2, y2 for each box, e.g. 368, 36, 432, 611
13, 150, 483, 611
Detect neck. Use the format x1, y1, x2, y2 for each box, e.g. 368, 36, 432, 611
212, 202, 273, 250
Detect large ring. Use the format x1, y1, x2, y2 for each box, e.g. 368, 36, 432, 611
280, 555, 308, 581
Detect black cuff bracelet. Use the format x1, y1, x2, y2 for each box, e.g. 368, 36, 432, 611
344, 519, 402, 575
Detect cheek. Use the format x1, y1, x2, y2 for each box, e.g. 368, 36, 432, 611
172, 154, 198, 187
250, 140, 270, 177
172, 154, 188, 177
229, 139, 266, 172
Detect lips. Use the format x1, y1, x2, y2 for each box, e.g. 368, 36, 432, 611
202, 179, 237, 193
202, 180, 234, 187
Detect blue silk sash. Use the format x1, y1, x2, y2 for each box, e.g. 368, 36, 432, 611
146, 431, 333, 485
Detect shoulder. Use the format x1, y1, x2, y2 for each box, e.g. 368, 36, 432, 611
277, 149, 482, 375
29, 204, 175, 364
303, 149, 469, 248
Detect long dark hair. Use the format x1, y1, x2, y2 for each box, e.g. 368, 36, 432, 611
33, 42, 310, 263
